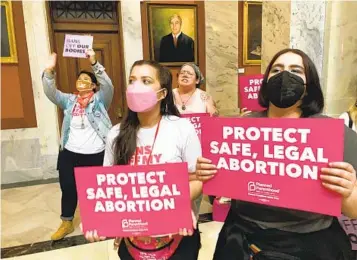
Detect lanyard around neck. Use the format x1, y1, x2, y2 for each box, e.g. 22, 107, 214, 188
134, 117, 162, 166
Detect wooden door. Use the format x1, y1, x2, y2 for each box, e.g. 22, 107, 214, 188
53, 32, 124, 126
47, 1, 125, 129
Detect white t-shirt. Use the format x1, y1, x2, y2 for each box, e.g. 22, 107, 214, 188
65, 103, 105, 154
103, 115, 202, 216
339, 112, 356, 132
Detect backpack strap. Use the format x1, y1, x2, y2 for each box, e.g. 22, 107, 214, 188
347, 111, 353, 129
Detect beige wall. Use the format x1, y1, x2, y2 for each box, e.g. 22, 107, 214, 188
120, 1, 143, 82
323, 1, 357, 117
205, 1, 239, 116
1, 1, 59, 184
261, 1, 290, 73
261, 0, 357, 117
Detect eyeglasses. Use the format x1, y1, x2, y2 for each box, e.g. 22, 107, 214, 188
179, 70, 195, 77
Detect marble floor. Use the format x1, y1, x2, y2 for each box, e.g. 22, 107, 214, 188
2, 221, 223, 260
1, 181, 221, 259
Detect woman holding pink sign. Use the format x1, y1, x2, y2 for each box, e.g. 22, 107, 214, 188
83, 60, 203, 259
196, 49, 357, 259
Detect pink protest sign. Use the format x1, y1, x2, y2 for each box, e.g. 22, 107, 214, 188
238, 74, 265, 112
201, 117, 344, 216
338, 215, 357, 250
74, 163, 192, 237
181, 113, 209, 141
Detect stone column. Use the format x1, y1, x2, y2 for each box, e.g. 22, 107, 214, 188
121, 1, 144, 82
261, 0, 357, 116
290, 1, 326, 79
205, 1, 239, 116
261, 1, 290, 73
322, 1, 357, 116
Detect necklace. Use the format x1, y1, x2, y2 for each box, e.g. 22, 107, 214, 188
81, 115, 85, 129
179, 89, 196, 111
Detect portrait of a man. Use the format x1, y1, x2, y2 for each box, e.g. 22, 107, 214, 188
148, 5, 197, 66
159, 14, 194, 63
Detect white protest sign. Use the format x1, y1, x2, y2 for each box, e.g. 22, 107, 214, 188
63, 34, 93, 58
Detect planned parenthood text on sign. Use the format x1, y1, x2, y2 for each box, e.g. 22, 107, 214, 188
63, 34, 93, 58
75, 163, 192, 237
201, 117, 344, 216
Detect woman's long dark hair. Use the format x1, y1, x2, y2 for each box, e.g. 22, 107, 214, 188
113, 60, 180, 165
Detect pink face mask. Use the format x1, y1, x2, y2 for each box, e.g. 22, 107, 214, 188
126, 82, 164, 112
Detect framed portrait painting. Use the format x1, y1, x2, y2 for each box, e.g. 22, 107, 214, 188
1, 0, 17, 63
243, 0, 262, 66
147, 4, 198, 66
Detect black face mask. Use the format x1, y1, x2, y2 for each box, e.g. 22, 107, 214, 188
266, 71, 305, 108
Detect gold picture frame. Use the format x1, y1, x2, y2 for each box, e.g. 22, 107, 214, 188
243, 0, 262, 66
1, 0, 18, 63
147, 4, 198, 67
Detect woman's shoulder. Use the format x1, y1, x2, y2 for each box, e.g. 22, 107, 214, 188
195, 88, 211, 101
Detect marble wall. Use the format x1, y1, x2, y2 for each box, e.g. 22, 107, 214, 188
260, 0, 357, 117
322, 1, 357, 117
205, 1, 239, 116
1, 1, 59, 184
120, 1, 143, 82
261, 1, 290, 73
1, 1, 241, 184
290, 1, 326, 78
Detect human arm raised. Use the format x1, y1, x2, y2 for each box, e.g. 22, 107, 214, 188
86, 49, 114, 110
42, 53, 71, 109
